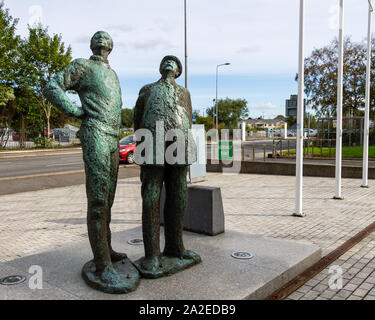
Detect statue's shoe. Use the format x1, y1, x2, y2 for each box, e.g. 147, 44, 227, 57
134, 251, 201, 279
82, 258, 140, 294
110, 251, 128, 262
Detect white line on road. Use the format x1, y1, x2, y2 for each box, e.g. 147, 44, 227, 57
0, 151, 82, 160
46, 162, 83, 167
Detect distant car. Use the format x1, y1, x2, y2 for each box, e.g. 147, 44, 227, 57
119, 135, 136, 164
287, 130, 296, 137
304, 129, 317, 137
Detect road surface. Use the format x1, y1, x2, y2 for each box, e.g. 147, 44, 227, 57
1, 143, 374, 195
0, 149, 140, 195
0, 152, 84, 179
2, 141, 374, 180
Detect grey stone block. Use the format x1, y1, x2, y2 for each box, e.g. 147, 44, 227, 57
160, 184, 225, 236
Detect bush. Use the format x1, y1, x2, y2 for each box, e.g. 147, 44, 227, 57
370, 129, 375, 145
33, 137, 52, 148
120, 131, 133, 140
248, 127, 265, 132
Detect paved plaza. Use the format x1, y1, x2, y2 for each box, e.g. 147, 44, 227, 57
0, 172, 375, 300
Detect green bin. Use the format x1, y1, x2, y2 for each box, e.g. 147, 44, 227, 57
219, 141, 233, 160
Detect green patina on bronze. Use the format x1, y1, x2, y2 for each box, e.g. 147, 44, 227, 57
134, 55, 201, 279
43, 31, 140, 294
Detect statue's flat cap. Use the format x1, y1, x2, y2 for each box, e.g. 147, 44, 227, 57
159, 55, 183, 79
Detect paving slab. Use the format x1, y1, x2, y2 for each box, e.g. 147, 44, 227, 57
2, 172, 374, 300
0, 226, 320, 300
0, 263, 78, 300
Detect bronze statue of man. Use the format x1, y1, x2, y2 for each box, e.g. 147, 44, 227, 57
134, 55, 201, 278
43, 31, 139, 293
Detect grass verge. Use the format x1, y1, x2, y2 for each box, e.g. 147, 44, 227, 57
283, 146, 375, 158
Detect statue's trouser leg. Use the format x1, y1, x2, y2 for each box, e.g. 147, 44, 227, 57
163, 165, 188, 257
141, 166, 164, 259
107, 143, 120, 254
81, 127, 113, 272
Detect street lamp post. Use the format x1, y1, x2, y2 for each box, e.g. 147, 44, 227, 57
216, 63, 231, 129
362, 0, 373, 188
334, 0, 345, 200
212, 99, 216, 126
294, 0, 306, 217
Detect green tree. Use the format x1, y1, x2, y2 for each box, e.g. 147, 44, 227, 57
18, 24, 72, 138
0, 85, 15, 145
0, 89, 16, 147
305, 114, 317, 129
121, 108, 134, 128
0, 85, 14, 107
192, 110, 200, 118
369, 38, 375, 122
286, 115, 317, 129
287, 116, 296, 128
0, 1, 20, 87
206, 98, 248, 129
304, 37, 366, 118
11, 87, 43, 146
196, 116, 214, 131
0, 1, 20, 128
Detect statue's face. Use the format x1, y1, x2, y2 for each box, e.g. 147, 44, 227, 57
90, 31, 113, 53
161, 59, 178, 76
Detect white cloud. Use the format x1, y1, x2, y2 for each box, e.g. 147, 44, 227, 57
105, 24, 134, 34
4, 0, 370, 77
236, 46, 261, 54
129, 38, 175, 51
2, 0, 369, 110
251, 103, 279, 111
249, 103, 282, 118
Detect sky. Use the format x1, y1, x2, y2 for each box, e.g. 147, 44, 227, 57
3, 0, 373, 118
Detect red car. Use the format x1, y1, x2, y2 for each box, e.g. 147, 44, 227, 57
119, 135, 136, 164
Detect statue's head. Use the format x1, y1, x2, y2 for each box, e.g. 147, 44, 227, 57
159, 55, 182, 79
90, 31, 113, 55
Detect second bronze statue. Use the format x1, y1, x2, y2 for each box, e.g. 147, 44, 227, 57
134, 55, 201, 279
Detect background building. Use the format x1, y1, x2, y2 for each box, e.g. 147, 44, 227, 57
285, 94, 306, 117
239, 116, 287, 139
245, 116, 286, 131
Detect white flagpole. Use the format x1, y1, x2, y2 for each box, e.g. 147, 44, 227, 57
362, 0, 373, 188
334, 0, 345, 200
184, 0, 188, 89
294, 0, 305, 217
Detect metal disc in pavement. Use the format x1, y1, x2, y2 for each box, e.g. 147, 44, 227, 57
0, 275, 26, 286
231, 251, 253, 260
127, 238, 144, 245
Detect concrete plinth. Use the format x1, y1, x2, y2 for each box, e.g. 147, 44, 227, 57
160, 185, 225, 236
0, 227, 321, 300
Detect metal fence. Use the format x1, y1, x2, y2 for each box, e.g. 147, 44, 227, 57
272, 138, 342, 159
0, 129, 33, 149
317, 116, 365, 147
0, 128, 80, 150
242, 144, 270, 162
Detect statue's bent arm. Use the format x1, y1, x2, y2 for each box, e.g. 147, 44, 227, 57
186, 90, 193, 127
43, 59, 86, 119
134, 87, 146, 131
